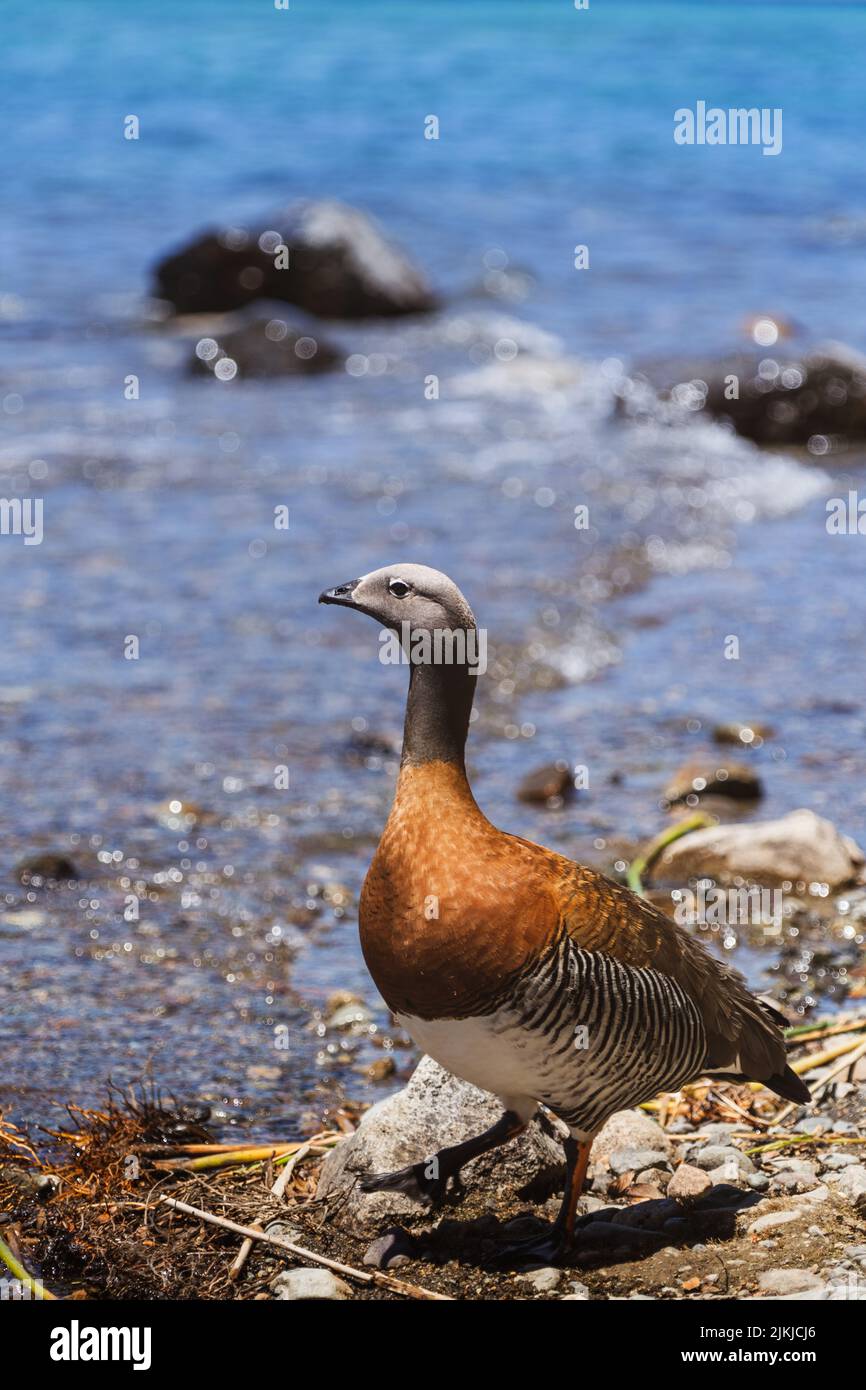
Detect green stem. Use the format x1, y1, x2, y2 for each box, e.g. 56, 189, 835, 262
784, 1015, 866, 1040
627, 813, 714, 898
0, 1233, 56, 1300
746, 1134, 866, 1157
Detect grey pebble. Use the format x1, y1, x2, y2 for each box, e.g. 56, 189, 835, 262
691, 1145, 754, 1175
363, 1228, 416, 1269
264, 1221, 305, 1244
608, 1147, 671, 1176
834, 1164, 866, 1211
518, 1266, 562, 1293
797, 1117, 831, 1136
821, 1152, 860, 1171
561, 1280, 591, 1300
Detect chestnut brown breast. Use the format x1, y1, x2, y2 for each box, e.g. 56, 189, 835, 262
359, 762, 559, 1019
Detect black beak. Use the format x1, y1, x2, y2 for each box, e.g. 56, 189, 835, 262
319, 579, 359, 608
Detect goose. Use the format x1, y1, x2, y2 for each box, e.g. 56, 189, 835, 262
320, 564, 808, 1259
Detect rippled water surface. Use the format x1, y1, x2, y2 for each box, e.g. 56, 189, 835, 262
2, 0, 866, 1137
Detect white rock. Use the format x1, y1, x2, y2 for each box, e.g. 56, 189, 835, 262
654, 808, 864, 888
747, 1209, 802, 1235
271, 1268, 353, 1300
519, 1267, 562, 1293
757, 1268, 826, 1296
1, 910, 46, 929
591, 1109, 673, 1167
767, 1287, 830, 1301
561, 1280, 591, 1300
706, 1164, 745, 1187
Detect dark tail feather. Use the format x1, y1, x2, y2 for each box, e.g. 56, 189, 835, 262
706, 1064, 810, 1104
762, 1066, 810, 1104
757, 998, 790, 1030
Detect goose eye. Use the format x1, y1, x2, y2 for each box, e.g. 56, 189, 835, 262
388, 578, 411, 598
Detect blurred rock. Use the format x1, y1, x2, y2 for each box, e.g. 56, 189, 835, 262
665, 758, 763, 805
155, 200, 437, 318
264, 1220, 305, 1244
690, 1144, 755, 1176
16, 854, 78, 884
0, 1165, 58, 1198
326, 992, 374, 1030
747, 1209, 801, 1235
608, 1147, 670, 1177
769, 1168, 820, 1196
517, 762, 574, 805
622, 344, 866, 447
821, 1152, 860, 1171
636, 1166, 671, 1191
189, 318, 340, 378
1, 910, 47, 930
668, 1163, 712, 1204
342, 728, 401, 767
591, 1109, 673, 1168
712, 721, 773, 747
561, 1280, 591, 1300
518, 1266, 562, 1293
360, 1056, 397, 1083
652, 808, 864, 888
624, 1181, 665, 1202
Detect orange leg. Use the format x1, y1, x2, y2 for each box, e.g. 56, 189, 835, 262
487, 1133, 593, 1267
558, 1137, 592, 1247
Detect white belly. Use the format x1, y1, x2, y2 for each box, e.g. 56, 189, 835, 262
396, 1011, 543, 1121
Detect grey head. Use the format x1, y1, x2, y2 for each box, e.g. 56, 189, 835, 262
319, 564, 480, 766
319, 563, 476, 639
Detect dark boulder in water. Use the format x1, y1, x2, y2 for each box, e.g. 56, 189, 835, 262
189, 318, 341, 379
16, 853, 78, 884
664, 758, 763, 805
619, 344, 866, 447
155, 200, 438, 319
517, 761, 575, 805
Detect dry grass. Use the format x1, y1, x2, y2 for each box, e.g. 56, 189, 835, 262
0, 1083, 359, 1300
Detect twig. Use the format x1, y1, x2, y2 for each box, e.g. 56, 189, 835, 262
789, 1034, 866, 1076
0, 1114, 40, 1165
161, 1196, 451, 1301
705, 1088, 773, 1129
229, 1137, 315, 1281
772, 1035, 866, 1126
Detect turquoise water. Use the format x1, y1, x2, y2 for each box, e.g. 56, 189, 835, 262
1, 0, 865, 1135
